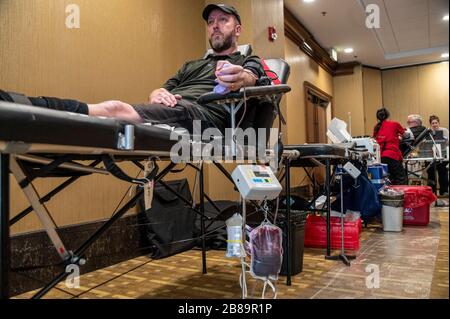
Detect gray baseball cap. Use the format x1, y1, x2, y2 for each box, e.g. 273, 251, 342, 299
202, 4, 241, 25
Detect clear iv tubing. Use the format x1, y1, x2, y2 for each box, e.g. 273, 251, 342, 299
240, 199, 247, 299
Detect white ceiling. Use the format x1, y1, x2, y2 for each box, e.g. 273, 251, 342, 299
284, 0, 449, 69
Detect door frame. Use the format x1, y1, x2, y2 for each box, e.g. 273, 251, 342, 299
303, 81, 334, 143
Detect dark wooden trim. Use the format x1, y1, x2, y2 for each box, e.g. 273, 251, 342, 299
304, 81, 333, 101
284, 7, 361, 77
10, 213, 151, 296
303, 82, 334, 142
362, 64, 381, 71
284, 7, 337, 75
362, 60, 449, 71
335, 62, 361, 77
381, 60, 449, 71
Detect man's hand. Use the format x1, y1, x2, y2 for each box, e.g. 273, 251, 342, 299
149, 88, 181, 107
215, 61, 257, 92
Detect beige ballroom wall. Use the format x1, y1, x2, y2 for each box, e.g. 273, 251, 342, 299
0, 0, 207, 234
382, 62, 449, 129
0, 0, 206, 103
362, 67, 383, 135
284, 38, 334, 186
333, 65, 365, 137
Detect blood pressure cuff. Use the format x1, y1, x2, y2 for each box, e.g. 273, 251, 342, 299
0, 89, 89, 115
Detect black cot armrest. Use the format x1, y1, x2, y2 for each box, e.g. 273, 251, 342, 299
197, 84, 291, 105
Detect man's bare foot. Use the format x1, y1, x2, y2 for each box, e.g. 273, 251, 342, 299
87, 100, 143, 123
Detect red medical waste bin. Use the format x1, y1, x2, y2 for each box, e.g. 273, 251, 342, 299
389, 186, 437, 226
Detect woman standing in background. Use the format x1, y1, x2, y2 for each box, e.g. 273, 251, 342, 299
373, 108, 407, 185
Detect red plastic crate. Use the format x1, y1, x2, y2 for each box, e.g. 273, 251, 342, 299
389, 186, 437, 226
304, 215, 360, 251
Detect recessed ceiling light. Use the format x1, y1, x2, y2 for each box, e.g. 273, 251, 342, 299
344, 48, 354, 54
303, 0, 315, 3
443, 15, 449, 21
442, 53, 449, 58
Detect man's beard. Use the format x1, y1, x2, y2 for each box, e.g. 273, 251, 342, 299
209, 33, 234, 53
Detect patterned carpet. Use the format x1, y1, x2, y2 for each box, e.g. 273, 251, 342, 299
15, 207, 448, 299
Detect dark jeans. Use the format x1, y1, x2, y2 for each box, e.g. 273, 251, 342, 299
0, 90, 89, 114
133, 99, 220, 134
427, 161, 449, 195
382, 157, 407, 185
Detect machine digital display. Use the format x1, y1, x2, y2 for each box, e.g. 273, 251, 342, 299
253, 170, 270, 178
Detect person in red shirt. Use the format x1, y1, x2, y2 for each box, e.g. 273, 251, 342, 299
373, 108, 407, 185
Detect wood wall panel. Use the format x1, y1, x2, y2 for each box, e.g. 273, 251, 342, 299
285, 39, 333, 146
363, 67, 383, 135
1, 0, 206, 234
382, 63, 449, 129
9, 161, 200, 235
382, 67, 421, 127
252, 0, 285, 59
333, 65, 365, 137
0, 0, 206, 102
10, 162, 139, 235
284, 38, 334, 186
204, 163, 240, 202
418, 63, 449, 128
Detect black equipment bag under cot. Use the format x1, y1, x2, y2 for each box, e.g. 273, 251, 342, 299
138, 179, 198, 259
